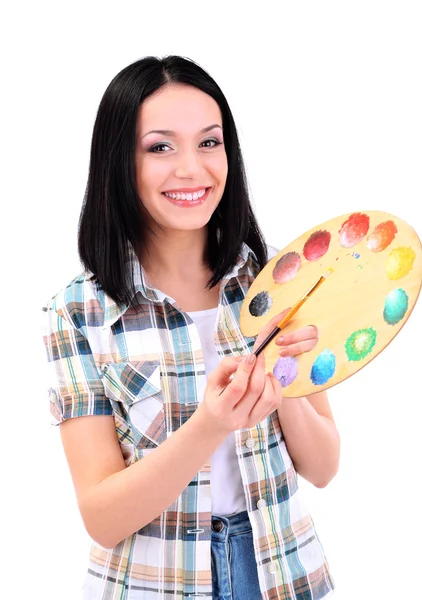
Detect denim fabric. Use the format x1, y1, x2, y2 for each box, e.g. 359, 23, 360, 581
211, 511, 262, 600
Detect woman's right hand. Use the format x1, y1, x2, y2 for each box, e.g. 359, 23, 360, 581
198, 353, 282, 434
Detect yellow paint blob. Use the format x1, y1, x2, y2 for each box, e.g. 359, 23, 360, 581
385, 246, 416, 280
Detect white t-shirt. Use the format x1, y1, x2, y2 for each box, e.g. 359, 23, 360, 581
187, 307, 247, 516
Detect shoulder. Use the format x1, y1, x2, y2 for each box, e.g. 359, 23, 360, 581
43, 272, 107, 334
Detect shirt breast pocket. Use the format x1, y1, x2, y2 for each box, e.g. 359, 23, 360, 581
102, 360, 166, 448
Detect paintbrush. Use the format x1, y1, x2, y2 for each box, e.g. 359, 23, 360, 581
253, 267, 334, 357
218, 267, 334, 396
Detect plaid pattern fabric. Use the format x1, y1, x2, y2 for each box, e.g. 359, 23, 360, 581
42, 244, 335, 599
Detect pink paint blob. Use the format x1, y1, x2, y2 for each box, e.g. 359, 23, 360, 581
273, 252, 301, 284
366, 220, 398, 252
339, 212, 370, 248
303, 230, 331, 261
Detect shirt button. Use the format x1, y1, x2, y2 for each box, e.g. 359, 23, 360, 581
257, 499, 267, 510
245, 437, 256, 449
211, 519, 224, 533
267, 561, 278, 574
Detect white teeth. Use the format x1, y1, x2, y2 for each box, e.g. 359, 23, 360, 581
164, 188, 207, 201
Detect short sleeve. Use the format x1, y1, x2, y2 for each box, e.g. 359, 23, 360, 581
42, 304, 113, 426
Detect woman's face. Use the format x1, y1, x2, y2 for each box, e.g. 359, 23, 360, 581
135, 84, 228, 236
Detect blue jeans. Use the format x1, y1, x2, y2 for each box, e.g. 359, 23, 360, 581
211, 510, 262, 600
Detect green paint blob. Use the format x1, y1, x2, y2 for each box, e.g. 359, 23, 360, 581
383, 288, 409, 325
345, 328, 377, 361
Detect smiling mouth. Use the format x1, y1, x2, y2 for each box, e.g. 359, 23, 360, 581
162, 188, 209, 201
161, 187, 213, 207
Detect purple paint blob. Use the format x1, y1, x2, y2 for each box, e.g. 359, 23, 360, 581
273, 252, 301, 284
303, 230, 331, 261
273, 356, 299, 387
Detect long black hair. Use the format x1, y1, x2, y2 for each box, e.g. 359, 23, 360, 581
78, 55, 268, 306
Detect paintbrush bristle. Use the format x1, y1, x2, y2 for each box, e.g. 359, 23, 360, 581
323, 267, 334, 278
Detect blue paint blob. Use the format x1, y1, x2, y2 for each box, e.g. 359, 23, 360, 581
273, 356, 298, 387
383, 288, 409, 325
310, 349, 336, 385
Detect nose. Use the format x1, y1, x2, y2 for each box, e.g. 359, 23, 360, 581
174, 147, 203, 179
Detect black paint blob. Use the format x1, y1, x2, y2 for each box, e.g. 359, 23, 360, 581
249, 291, 272, 317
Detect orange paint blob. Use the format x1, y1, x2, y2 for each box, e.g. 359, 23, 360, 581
367, 220, 398, 252
385, 246, 416, 280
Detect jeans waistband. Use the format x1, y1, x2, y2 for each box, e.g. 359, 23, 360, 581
211, 510, 251, 541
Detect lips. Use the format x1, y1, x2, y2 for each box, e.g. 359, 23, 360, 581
161, 187, 212, 207
163, 188, 207, 201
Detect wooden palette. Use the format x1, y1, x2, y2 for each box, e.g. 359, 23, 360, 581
240, 211, 422, 397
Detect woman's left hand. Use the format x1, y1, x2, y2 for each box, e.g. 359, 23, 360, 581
253, 309, 319, 358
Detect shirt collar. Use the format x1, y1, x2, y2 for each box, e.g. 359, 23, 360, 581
101, 242, 256, 328
220, 242, 254, 283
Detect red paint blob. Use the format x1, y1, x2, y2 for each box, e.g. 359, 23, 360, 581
273, 252, 301, 284
339, 212, 370, 248
303, 230, 331, 261
366, 220, 398, 252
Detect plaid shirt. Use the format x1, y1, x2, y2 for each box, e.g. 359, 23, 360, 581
42, 243, 335, 600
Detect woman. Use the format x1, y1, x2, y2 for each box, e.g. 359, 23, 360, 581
42, 55, 340, 599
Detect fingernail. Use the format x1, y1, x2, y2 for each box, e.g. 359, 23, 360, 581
278, 347, 288, 356
276, 337, 284, 345
243, 353, 256, 365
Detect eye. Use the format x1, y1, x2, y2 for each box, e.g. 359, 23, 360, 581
200, 138, 222, 148
148, 143, 172, 153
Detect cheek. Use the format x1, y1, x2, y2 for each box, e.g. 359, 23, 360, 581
208, 153, 228, 183
136, 159, 168, 193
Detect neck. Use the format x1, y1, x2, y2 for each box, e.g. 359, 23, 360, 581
139, 227, 210, 280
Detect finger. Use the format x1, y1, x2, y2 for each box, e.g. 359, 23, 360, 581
253, 308, 291, 351
260, 375, 283, 420
228, 350, 266, 411
207, 356, 244, 389
277, 337, 319, 357
242, 351, 266, 402
214, 353, 257, 399
250, 373, 282, 418
274, 325, 318, 346
247, 373, 281, 425
268, 372, 283, 399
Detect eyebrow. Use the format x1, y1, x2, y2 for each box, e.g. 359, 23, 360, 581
141, 124, 223, 139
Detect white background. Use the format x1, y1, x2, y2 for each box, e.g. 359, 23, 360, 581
2, 1, 421, 599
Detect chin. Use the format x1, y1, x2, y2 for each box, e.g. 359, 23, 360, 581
169, 220, 211, 232
160, 212, 216, 233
